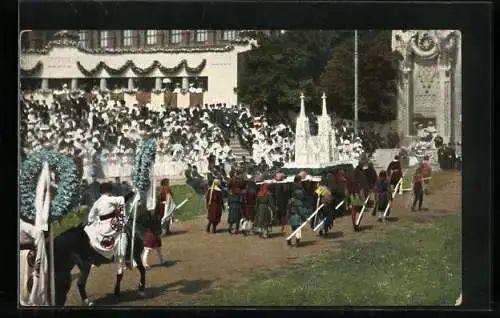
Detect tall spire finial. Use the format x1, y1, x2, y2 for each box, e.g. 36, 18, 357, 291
321, 92, 327, 116
299, 92, 306, 117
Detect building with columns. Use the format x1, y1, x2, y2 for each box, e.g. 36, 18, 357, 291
391, 30, 462, 143
20, 30, 265, 107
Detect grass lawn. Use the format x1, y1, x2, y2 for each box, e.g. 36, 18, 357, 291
52, 184, 205, 237
198, 213, 461, 306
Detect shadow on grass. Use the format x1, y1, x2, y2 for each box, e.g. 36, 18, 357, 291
151, 259, 181, 269
298, 240, 317, 247
385, 217, 399, 222
164, 230, 188, 237
325, 231, 344, 239
268, 232, 285, 239
93, 279, 213, 306
359, 225, 373, 231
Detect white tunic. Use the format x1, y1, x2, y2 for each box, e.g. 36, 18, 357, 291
84, 194, 126, 260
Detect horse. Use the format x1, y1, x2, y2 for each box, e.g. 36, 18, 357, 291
53, 214, 152, 306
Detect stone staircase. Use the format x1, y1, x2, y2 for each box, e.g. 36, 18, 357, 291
229, 137, 252, 162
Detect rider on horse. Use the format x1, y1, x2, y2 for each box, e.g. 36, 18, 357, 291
84, 182, 135, 268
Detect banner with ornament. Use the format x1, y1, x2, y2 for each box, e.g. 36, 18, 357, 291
164, 92, 177, 107
189, 93, 203, 107
136, 92, 152, 105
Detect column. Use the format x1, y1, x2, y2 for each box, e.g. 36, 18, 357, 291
437, 56, 451, 143
454, 33, 462, 143
100, 78, 107, 90
71, 78, 78, 90
155, 78, 162, 90
128, 78, 134, 90
41, 78, 49, 90
402, 70, 412, 137
182, 77, 189, 90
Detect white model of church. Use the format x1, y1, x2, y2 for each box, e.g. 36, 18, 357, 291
285, 93, 353, 169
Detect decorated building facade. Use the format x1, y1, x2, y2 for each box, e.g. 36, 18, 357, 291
391, 30, 462, 143
20, 30, 260, 107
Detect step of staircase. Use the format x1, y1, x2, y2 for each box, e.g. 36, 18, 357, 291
229, 138, 252, 161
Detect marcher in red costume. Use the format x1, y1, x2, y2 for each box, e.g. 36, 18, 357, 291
205, 179, 224, 233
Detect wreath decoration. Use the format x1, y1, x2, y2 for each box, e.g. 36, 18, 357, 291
410, 32, 440, 60
131, 138, 157, 193
22, 39, 235, 55
76, 59, 207, 77
20, 150, 79, 224
20, 61, 43, 77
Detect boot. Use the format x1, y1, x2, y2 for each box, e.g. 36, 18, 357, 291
206, 222, 211, 233
228, 223, 233, 234
212, 224, 217, 233
354, 225, 360, 232
296, 239, 301, 247
287, 239, 292, 246
235, 223, 240, 234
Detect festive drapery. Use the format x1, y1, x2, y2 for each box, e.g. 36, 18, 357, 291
76, 59, 207, 77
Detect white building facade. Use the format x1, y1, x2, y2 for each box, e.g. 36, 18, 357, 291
20, 30, 256, 107
391, 30, 462, 143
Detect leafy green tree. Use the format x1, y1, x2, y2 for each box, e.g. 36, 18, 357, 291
237, 30, 346, 116
319, 30, 400, 123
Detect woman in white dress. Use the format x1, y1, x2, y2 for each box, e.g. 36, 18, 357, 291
82, 148, 95, 181
100, 148, 110, 179
109, 148, 119, 178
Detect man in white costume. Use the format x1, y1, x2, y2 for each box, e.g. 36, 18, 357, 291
84, 182, 133, 270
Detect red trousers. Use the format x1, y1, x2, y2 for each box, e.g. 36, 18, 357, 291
351, 206, 362, 225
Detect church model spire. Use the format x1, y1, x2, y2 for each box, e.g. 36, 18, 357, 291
294, 92, 311, 164
317, 92, 332, 163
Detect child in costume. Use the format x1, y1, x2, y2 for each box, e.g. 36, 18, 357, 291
286, 189, 308, 247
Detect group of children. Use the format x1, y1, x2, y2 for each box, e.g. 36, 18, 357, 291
198, 154, 432, 249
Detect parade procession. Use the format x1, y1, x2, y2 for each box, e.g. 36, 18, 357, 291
19, 29, 462, 307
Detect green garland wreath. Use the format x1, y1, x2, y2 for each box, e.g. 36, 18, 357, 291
22, 39, 235, 55
131, 138, 157, 193
20, 61, 43, 77
20, 150, 79, 224
76, 59, 207, 77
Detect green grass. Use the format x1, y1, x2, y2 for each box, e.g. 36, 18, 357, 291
198, 213, 461, 306
52, 184, 205, 237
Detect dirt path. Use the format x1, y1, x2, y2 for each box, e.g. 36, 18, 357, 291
64, 172, 461, 306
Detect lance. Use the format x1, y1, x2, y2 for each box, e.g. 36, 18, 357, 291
286, 203, 324, 241
313, 200, 344, 232
162, 198, 188, 225
383, 177, 403, 218
355, 195, 371, 226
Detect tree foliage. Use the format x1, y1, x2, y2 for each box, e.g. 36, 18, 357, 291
319, 30, 400, 122
237, 30, 400, 123
237, 30, 347, 116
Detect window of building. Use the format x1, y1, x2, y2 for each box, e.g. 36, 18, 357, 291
20, 79, 42, 91
146, 30, 158, 45
78, 31, 88, 47
123, 30, 134, 47
135, 78, 156, 91
223, 30, 237, 41
100, 31, 109, 48
196, 30, 208, 42
171, 30, 182, 44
